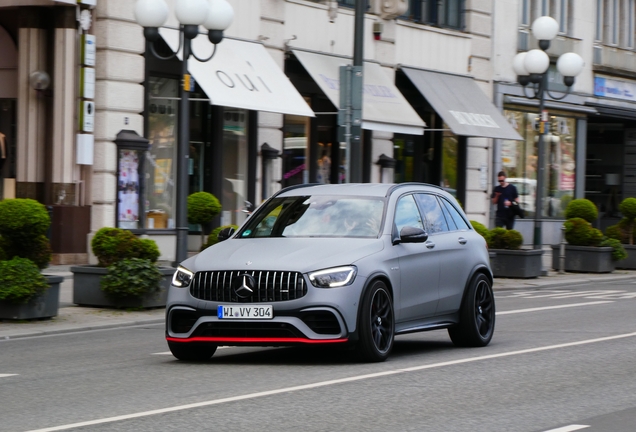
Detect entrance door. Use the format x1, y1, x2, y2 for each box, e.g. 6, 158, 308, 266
0, 99, 16, 199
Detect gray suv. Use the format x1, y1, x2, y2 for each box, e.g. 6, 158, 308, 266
167, 183, 494, 362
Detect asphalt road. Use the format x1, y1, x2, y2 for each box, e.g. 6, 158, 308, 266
2, 280, 636, 432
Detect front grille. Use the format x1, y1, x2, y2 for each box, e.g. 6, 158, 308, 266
189, 270, 308, 302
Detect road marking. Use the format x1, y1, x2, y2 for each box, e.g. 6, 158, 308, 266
543, 425, 590, 432
497, 301, 614, 315
0, 374, 18, 378
26, 331, 636, 432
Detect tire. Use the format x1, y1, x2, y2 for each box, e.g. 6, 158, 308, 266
167, 341, 217, 361
357, 280, 395, 362
448, 273, 495, 347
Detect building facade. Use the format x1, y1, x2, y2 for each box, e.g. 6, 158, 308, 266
10, 0, 626, 262
493, 0, 636, 245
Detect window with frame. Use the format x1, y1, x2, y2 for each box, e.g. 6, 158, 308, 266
403, 0, 465, 30
525, 0, 569, 34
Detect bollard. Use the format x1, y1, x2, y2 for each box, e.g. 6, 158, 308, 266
559, 224, 566, 274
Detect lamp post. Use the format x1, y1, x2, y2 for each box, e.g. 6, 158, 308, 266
512, 16, 584, 249
134, 0, 234, 265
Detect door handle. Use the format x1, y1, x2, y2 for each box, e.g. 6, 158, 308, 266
458, 237, 467, 245
425, 241, 435, 249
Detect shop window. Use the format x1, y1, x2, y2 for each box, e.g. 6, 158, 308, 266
283, 114, 310, 187
221, 108, 249, 227
145, 76, 178, 229
402, 0, 464, 30
442, 131, 458, 197
502, 110, 576, 218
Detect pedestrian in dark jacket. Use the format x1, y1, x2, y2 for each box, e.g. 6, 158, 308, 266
491, 171, 519, 229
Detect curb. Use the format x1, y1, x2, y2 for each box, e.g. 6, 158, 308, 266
1, 318, 165, 340
493, 272, 636, 290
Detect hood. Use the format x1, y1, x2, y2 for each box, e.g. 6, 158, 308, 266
183, 237, 384, 274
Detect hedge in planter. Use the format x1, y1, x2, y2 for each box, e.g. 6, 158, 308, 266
0, 198, 52, 269
72, 227, 173, 308
485, 228, 543, 279
0, 257, 48, 304
553, 200, 620, 273
605, 197, 636, 269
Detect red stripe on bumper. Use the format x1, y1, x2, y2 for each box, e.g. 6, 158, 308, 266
166, 336, 349, 344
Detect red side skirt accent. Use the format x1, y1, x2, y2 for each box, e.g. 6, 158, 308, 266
166, 336, 349, 345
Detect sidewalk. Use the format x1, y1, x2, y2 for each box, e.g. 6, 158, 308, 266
1, 265, 635, 340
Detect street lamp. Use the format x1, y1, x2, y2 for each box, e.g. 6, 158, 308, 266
134, 0, 234, 265
512, 16, 584, 249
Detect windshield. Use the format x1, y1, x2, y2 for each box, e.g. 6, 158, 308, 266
238, 195, 385, 238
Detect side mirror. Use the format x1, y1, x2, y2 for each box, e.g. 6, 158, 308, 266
217, 227, 236, 242
393, 226, 428, 245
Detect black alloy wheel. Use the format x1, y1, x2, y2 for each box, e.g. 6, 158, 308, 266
357, 280, 395, 362
448, 273, 495, 347
167, 341, 217, 361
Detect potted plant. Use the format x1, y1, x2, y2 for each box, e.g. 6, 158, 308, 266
605, 197, 636, 269
551, 198, 623, 273
485, 226, 543, 279
71, 227, 175, 308
187, 191, 221, 249
0, 198, 63, 320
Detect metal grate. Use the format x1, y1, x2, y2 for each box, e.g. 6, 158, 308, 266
189, 270, 307, 302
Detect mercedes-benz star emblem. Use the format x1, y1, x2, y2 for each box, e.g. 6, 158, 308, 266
234, 274, 256, 299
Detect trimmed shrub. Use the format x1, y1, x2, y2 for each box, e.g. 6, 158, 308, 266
0, 237, 6, 262
605, 224, 624, 242
600, 237, 628, 261
136, 238, 161, 263
565, 199, 598, 223
488, 227, 523, 250
618, 197, 636, 245
5, 235, 52, 270
91, 227, 161, 267
100, 258, 163, 299
564, 217, 603, 247
202, 224, 238, 251
470, 220, 490, 242
0, 198, 50, 241
91, 227, 139, 267
0, 199, 52, 269
0, 257, 48, 304
619, 197, 636, 220
187, 192, 221, 226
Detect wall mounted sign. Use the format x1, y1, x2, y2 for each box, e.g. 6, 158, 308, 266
594, 75, 636, 102
81, 35, 96, 66
81, 67, 95, 99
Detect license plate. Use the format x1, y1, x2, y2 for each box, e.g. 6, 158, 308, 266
217, 305, 273, 320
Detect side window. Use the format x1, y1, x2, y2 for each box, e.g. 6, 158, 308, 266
394, 195, 424, 232
439, 198, 457, 231
441, 198, 470, 230
414, 194, 449, 234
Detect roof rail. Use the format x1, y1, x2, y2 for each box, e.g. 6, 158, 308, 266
386, 182, 443, 197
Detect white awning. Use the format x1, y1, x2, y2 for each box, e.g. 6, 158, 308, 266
160, 29, 314, 117
292, 50, 425, 135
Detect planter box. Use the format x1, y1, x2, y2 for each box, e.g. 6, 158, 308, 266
0, 275, 63, 320
71, 265, 175, 308
616, 245, 636, 270
551, 245, 615, 273
489, 249, 543, 279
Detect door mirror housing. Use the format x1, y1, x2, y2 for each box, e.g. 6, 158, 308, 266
217, 226, 236, 242
393, 226, 428, 245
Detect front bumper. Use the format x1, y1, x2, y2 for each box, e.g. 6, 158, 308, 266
165, 275, 367, 346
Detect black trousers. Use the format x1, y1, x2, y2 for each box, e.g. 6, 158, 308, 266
495, 214, 515, 230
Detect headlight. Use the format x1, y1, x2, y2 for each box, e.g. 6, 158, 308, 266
172, 266, 194, 288
308, 266, 357, 288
